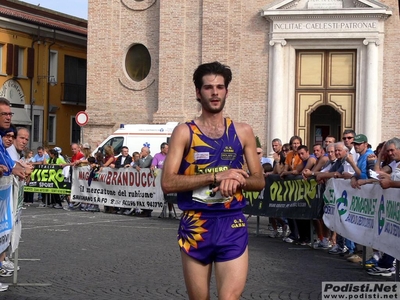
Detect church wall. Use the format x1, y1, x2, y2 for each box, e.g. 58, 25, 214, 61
86, 0, 399, 151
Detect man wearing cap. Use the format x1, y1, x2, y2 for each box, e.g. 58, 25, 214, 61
350, 134, 375, 189
54, 146, 65, 161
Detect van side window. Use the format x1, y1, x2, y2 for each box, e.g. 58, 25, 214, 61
102, 137, 124, 156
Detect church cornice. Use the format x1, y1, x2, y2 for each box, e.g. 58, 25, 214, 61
261, 0, 392, 21
265, 12, 391, 20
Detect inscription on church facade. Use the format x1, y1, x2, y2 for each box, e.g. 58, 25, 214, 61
273, 21, 378, 32
307, 0, 343, 9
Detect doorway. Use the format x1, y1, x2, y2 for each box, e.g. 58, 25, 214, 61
310, 105, 341, 146
295, 50, 356, 146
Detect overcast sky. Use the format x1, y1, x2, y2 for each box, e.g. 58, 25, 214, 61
20, 0, 88, 19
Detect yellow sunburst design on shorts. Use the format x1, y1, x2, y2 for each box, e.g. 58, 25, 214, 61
178, 211, 208, 253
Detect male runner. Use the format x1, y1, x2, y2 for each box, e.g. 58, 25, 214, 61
161, 61, 265, 299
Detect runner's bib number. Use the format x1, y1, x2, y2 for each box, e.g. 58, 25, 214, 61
192, 186, 231, 204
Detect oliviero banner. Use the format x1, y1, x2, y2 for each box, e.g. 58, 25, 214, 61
243, 174, 324, 219
0, 176, 13, 254
323, 179, 400, 260
71, 166, 164, 212
24, 164, 71, 194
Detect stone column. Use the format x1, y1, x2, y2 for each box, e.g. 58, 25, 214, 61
268, 39, 287, 143
362, 38, 380, 147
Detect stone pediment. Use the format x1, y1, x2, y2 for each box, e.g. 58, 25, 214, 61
261, 0, 392, 19
261, 0, 392, 40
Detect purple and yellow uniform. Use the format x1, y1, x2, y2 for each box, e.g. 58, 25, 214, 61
177, 118, 248, 264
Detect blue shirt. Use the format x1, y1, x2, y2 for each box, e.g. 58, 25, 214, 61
0, 139, 15, 176
32, 153, 49, 163
356, 149, 374, 179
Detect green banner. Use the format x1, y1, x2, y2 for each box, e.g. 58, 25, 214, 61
24, 164, 71, 194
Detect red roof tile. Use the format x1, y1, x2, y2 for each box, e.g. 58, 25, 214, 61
0, 5, 87, 36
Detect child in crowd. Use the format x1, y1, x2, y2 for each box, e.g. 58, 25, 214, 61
81, 156, 100, 212
87, 156, 101, 186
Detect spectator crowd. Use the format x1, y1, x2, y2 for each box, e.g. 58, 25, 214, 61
0, 93, 398, 290
0, 96, 173, 291
260, 130, 400, 278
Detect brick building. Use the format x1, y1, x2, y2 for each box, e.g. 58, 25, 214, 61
0, 0, 87, 153
86, 0, 399, 152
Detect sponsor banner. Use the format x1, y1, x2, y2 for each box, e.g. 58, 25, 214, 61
10, 176, 24, 253
243, 174, 324, 219
322, 281, 400, 299
242, 188, 264, 215
71, 166, 164, 212
323, 179, 400, 260
24, 164, 71, 194
0, 176, 13, 254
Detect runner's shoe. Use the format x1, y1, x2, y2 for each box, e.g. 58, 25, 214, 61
363, 257, 379, 268
0, 282, 9, 292
367, 267, 395, 277
328, 244, 347, 255
282, 225, 290, 237
313, 238, 330, 250
0, 267, 13, 277
268, 230, 282, 238
283, 236, 294, 243
2, 258, 20, 271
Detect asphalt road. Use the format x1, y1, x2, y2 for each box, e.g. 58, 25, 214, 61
1, 204, 394, 300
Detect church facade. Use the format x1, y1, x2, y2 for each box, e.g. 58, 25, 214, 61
86, 0, 398, 152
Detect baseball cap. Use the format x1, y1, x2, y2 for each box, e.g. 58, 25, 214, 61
54, 147, 62, 154
82, 143, 91, 149
353, 134, 368, 144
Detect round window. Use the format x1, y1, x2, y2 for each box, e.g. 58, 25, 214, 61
125, 44, 151, 82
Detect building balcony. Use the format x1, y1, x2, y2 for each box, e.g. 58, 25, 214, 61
61, 82, 86, 106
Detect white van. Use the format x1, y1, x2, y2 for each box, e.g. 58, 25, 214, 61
92, 122, 179, 156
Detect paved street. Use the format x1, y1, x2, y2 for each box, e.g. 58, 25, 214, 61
1, 204, 394, 300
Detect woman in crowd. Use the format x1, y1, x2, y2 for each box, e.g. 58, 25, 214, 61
102, 146, 116, 212
280, 136, 303, 244
76, 143, 92, 167
103, 145, 115, 168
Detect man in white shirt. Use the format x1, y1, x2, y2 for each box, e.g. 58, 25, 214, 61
7, 127, 29, 162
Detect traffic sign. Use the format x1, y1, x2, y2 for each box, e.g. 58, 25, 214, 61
76, 111, 89, 126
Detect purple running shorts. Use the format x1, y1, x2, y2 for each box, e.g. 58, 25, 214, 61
177, 210, 248, 265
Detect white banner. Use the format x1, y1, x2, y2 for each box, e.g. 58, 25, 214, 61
71, 167, 165, 212
11, 176, 24, 253
0, 176, 13, 254
323, 179, 400, 260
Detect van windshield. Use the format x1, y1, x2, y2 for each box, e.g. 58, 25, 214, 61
100, 137, 124, 156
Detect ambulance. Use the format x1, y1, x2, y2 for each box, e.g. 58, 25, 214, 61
91, 122, 179, 156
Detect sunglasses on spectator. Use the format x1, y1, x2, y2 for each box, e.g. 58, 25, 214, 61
342, 136, 354, 140
257, 152, 261, 155
282, 149, 290, 152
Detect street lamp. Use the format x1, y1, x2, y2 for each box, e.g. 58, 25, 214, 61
37, 75, 57, 86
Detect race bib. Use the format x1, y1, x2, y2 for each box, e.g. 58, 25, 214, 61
192, 185, 231, 204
